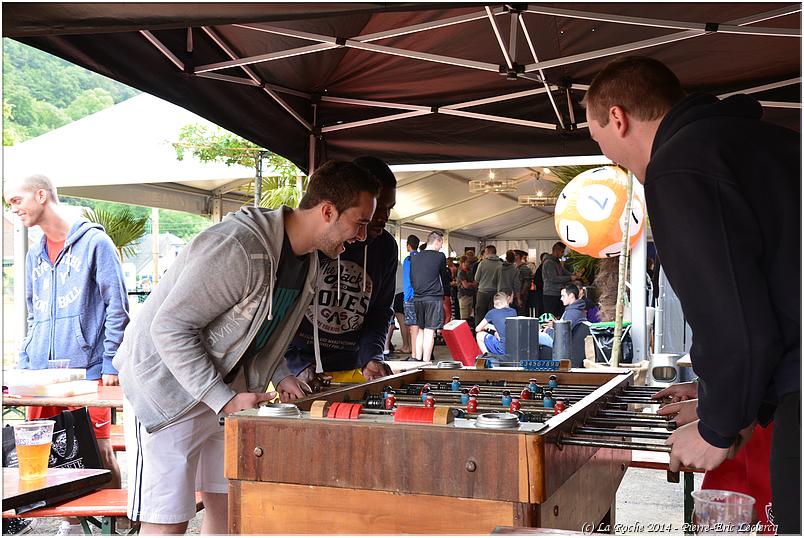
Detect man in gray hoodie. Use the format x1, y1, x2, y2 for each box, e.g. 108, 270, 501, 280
473, 245, 502, 321
495, 250, 517, 295
542, 242, 577, 318
113, 160, 379, 535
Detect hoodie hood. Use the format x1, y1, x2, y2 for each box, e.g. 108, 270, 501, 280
31, 219, 104, 261
652, 93, 763, 157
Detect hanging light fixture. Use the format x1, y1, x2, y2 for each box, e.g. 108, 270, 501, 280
518, 171, 558, 207
468, 169, 517, 193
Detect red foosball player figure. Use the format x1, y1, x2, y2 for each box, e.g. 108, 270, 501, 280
467, 395, 479, 413
424, 394, 435, 408
553, 399, 566, 415
509, 396, 521, 412
469, 385, 480, 396
384, 391, 396, 410
520, 387, 532, 400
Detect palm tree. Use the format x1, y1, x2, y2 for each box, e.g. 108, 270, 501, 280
549, 165, 620, 322
83, 208, 148, 261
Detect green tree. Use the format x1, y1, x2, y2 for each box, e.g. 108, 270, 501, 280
62, 196, 211, 242
82, 208, 148, 261
65, 88, 114, 120
28, 100, 71, 137
173, 124, 306, 208
3, 102, 23, 145
2, 38, 140, 144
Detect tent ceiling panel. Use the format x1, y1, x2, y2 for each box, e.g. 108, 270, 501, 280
60, 184, 245, 217
463, 207, 555, 239
5, 3, 798, 172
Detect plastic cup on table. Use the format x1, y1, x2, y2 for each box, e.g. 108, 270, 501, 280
691, 489, 755, 535
12, 420, 55, 480
48, 359, 71, 369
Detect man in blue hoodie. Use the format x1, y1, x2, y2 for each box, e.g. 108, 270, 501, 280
585, 56, 800, 533
5, 174, 129, 532
285, 156, 398, 387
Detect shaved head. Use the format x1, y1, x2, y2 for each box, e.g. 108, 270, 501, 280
14, 174, 60, 204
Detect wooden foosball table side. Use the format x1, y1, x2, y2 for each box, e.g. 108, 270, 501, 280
224, 369, 632, 534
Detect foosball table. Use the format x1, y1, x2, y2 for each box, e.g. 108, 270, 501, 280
224, 366, 675, 534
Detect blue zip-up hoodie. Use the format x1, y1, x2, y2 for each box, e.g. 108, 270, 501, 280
19, 219, 130, 379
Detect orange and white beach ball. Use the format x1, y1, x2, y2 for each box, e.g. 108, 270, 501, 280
553, 166, 645, 258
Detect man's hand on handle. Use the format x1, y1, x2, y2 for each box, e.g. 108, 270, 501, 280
222, 392, 277, 414
656, 398, 698, 426
276, 376, 309, 401
665, 420, 729, 472
362, 360, 393, 381
653, 381, 698, 405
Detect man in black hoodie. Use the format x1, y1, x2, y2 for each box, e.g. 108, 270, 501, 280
585, 56, 800, 534
284, 156, 397, 388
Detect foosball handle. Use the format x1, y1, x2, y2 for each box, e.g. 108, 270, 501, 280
666, 470, 680, 483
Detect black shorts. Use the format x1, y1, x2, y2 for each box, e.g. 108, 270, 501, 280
393, 292, 404, 314
403, 301, 417, 326
414, 299, 445, 330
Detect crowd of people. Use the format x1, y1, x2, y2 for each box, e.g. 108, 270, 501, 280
4, 54, 798, 535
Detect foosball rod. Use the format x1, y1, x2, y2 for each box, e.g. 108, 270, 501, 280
597, 409, 673, 420
586, 416, 677, 429
388, 394, 575, 409
396, 385, 593, 399
559, 436, 672, 452
400, 391, 586, 404
573, 426, 671, 440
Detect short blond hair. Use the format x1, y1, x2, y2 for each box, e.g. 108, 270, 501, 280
21, 174, 59, 204
493, 292, 511, 308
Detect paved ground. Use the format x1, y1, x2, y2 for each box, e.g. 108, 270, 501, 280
21, 335, 701, 535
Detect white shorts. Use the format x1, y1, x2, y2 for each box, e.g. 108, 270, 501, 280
124, 398, 227, 524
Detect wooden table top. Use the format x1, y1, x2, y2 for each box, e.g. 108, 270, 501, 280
3, 467, 111, 512
2, 385, 123, 409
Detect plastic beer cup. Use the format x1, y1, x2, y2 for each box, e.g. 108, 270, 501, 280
12, 421, 55, 480
691, 489, 755, 535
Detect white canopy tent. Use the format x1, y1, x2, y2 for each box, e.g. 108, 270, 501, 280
3, 93, 257, 219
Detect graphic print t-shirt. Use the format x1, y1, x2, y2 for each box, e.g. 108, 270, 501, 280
223, 232, 308, 383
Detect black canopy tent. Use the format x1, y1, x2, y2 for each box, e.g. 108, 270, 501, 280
3, 3, 800, 172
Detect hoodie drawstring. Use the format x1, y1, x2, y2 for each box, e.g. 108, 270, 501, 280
267, 258, 274, 321
312, 266, 323, 373
336, 254, 341, 304
362, 244, 368, 292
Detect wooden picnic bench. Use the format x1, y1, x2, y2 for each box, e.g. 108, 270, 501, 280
3, 489, 204, 535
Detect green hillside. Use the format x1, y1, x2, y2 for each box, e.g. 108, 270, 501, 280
3, 39, 140, 144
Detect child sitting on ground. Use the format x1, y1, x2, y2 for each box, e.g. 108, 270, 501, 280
475, 292, 517, 354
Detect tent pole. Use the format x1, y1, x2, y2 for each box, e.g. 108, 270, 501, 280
255, 151, 263, 207
308, 134, 316, 174
13, 220, 28, 340
309, 104, 317, 173
630, 184, 648, 364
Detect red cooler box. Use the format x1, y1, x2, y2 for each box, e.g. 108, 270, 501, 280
442, 320, 481, 366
